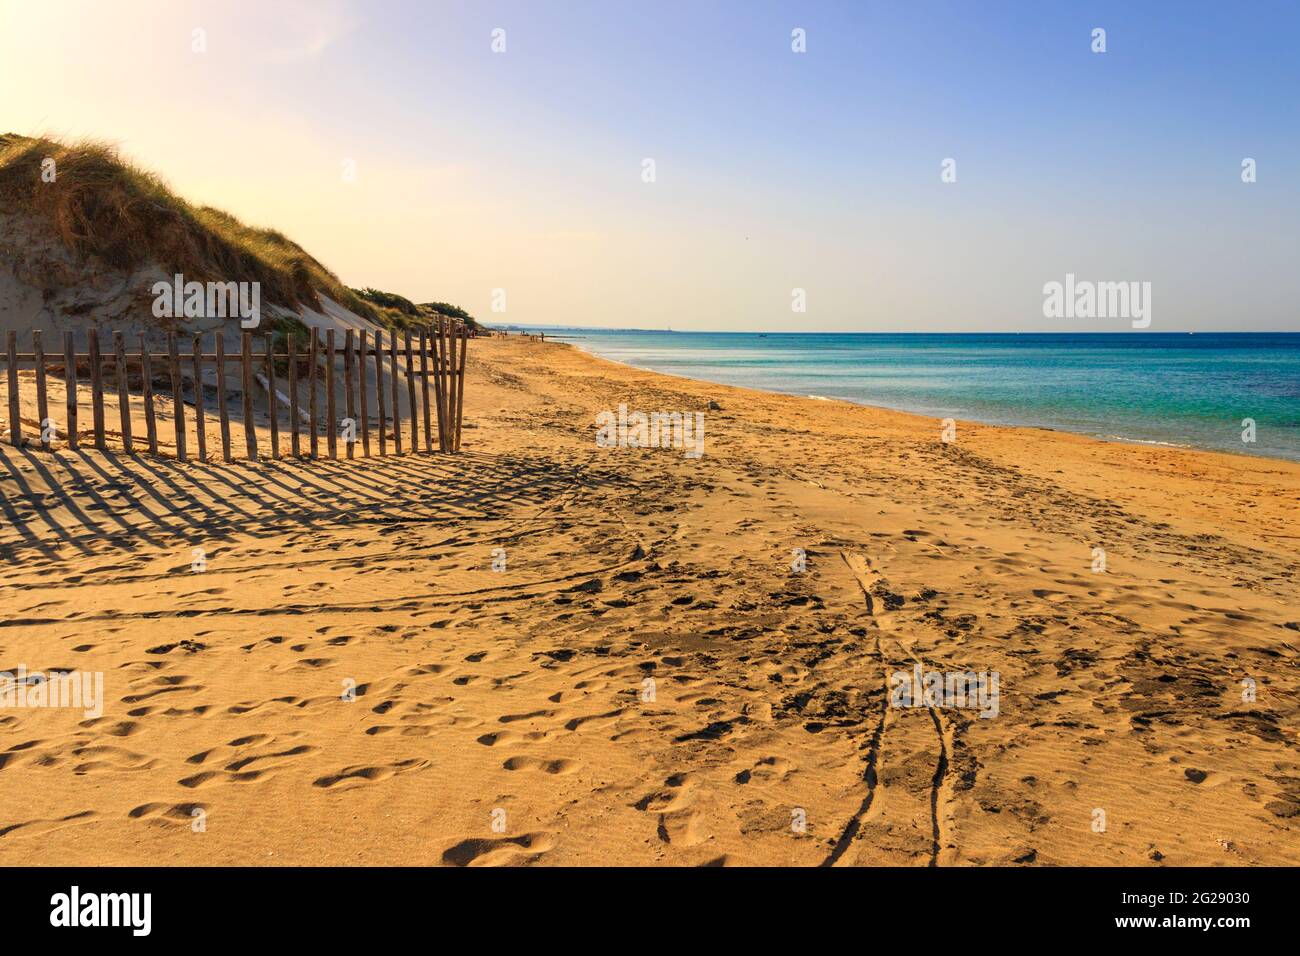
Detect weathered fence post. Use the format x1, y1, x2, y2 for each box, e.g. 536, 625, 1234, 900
63, 331, 78, 451
241, 331, 257, 461
374, 329, 387, 457
455, 322, 468, 451
326, 329, 337, 460
438, 318, 452, 451
33, 331, 49, 450
5, 330, 20, 448
429, 322, 445, 452
265, 333, 279, 460
215, 334, 232, 462
288, 335, 301, 458
192, 335, 207, 462
450, 321, 462, 452
88, 328, 105, 449
114, 331, 133, 453
389, 329, 402, 454
358, 329, 370, 457
344, 330, 355, 460
308, 329, 319, 459
141, 334, 158, 456
419, 328, 433, 452
404, 329, 418, 452
167, 332, 187, 461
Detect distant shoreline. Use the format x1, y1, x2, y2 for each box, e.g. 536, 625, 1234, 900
546, 331, 1300, 464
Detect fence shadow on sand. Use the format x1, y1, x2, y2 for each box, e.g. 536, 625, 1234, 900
0, 445, 617, 574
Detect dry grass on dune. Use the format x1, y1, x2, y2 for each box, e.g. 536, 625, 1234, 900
350, 287, 481, 333
0, 132, 380, 321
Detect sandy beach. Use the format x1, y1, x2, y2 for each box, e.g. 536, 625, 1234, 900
1, 335, 1297, 866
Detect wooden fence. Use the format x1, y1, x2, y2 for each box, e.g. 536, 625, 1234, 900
1, 320, 469, 462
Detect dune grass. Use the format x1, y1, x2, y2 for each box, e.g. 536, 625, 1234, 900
0, 132, 381, 321
351, 287, 480, 332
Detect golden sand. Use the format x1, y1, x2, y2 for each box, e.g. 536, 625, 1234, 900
1, 336, 1297, 865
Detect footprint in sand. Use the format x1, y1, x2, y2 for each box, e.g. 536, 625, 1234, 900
502, 756, 578, 775
70, 745, 156, 775
127, 802, 207, 825
312, 758, 430, 789
476, 729, 553, 747
635, 772, 697, 813
734, 755, 795, 784
0, 810, 97, 840
629, 773, 710, 846
179, 769, 266, 788
224, 744, 315, 772
78, 718, 141, 738
179, 735, 314, 785
657, 808, 709, 846
120, 675, 202, 705
497, 708, 557, 724
440, 832, 555, 867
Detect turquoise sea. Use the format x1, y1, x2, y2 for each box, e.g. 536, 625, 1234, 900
541, 331, 1300, 462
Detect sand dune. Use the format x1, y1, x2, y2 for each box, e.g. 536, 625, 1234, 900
1, 336, 1297, 866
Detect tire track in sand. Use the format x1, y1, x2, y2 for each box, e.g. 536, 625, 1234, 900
827, 550, 952, 867
819, 620, 888, 867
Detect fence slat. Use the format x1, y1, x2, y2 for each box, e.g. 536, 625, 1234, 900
450, 320, 461, 453
455, 322, 468, 451
445, 322, 456, 452
433, 321, 448, 452
442, 318, 455, 452
358, 329, 370, 457
216, 334, 232, 462
404, 329, 418, 453
374, 329, 387, 457
426, 323, 439, 452
141, 334, 158, 456
288, 335, 301, 458
5, 330, 20, 448
63, 332, 78, 451
449, 320, 459, 451
326, 329, 337, 460
445, 323, 455, 452
192, 336, 207, 462
308, 329, 319, 458
88, 328, 105, 449
167, 332, 187, 462
438, 318, 452, 452
242, 331, 257, 461
265, 334, 279, 460
33, 331, 49, 450
389, 330, 402, 454
419, 329, 433, 452
114, 331, 133, 454
344, 330, 355, 460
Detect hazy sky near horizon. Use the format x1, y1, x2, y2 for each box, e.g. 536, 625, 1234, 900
2, 0, 1297, 331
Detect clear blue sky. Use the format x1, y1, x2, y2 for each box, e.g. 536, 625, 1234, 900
5, 0, 1298, 330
